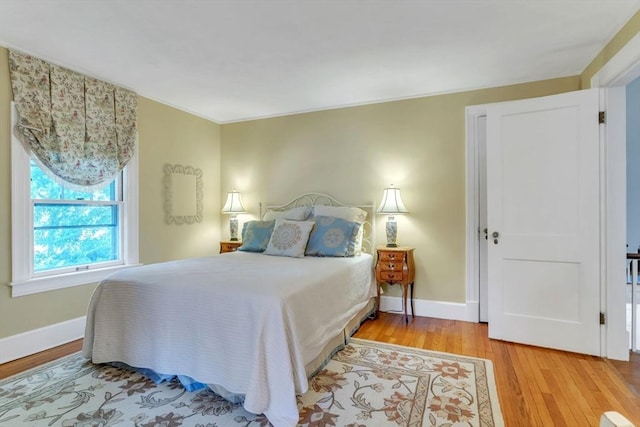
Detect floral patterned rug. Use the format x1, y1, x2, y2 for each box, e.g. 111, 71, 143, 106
0, 338, 503, 426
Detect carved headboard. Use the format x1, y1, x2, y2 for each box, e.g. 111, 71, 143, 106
260, 193, 376, 255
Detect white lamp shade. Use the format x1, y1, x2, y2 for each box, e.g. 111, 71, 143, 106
377, 187, 409, 214
221, 190, 246, 214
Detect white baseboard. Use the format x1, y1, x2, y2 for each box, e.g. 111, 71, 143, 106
379, 296, 478, 322
0, 316, 86, 364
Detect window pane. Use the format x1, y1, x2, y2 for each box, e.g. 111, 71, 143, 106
30, 160, 117, 201
34, 204, 117, 228
33, 204, 119, 272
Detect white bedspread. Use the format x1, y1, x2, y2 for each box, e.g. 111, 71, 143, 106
82, 252, 375, 427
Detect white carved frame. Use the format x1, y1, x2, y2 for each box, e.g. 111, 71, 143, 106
164, 164, 203, 225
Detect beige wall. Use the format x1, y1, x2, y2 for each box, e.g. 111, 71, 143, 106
221, 76, 581, 303
0, 46, 222, 338
137, 98, 221, 264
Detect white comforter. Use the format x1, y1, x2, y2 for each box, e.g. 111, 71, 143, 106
82, 252, 375, 427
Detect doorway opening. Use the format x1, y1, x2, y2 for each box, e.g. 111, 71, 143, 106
626, 75, 640, 352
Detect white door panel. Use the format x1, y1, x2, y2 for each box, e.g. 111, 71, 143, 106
487, 89, 601, 355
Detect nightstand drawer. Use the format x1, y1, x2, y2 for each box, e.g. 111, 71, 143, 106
378, 251, 405, 262
380, 261, 403, 271
378, 271, 405, 282
220, 241, 242, 253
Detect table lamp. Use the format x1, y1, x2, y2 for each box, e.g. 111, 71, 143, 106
377, 185, 409, 247
221, 189, 246, 241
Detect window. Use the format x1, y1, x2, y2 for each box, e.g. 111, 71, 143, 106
31, 161, 122, 274
10, 105, 139, 297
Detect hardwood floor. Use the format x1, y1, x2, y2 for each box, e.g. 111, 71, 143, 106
355, 314, 640, 426
1, 314, 639, 426
0, 339, 82, 380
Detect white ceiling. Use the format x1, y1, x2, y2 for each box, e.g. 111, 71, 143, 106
0, 1, 639, 123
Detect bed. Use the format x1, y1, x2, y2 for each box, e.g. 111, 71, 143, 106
82, 193, 377, 427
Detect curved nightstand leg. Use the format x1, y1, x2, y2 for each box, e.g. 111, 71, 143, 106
375, 282, 381, 319
410, 282, 415, 318
403, 283, 409, 324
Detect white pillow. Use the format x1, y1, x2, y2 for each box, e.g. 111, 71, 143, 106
264, 219, 315, 258
313, 205, 367, 223
351, 224, 365, 256
263, 206, 311, 221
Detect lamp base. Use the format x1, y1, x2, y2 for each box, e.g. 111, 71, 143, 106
229, 216, 239, 241
385, 217, 398, 248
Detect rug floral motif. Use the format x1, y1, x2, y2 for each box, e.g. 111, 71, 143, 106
0, 338, 503, 426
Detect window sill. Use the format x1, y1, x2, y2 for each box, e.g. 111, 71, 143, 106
8, 264, 143, 297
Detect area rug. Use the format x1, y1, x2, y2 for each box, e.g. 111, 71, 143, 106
0, 338, 503, 426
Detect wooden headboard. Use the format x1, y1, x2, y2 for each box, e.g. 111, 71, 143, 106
260, 193, 376, 255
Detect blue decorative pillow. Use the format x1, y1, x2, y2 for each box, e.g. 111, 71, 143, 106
238, 220, 275, 253
313, 206, 367, 255
305, 216, 359, 257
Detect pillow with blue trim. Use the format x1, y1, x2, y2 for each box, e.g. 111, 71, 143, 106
305, 216, 360, 257
264, 219, 315, 258
238, 220, 275, 253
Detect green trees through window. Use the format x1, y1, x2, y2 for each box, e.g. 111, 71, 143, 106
31, 161, 120, 272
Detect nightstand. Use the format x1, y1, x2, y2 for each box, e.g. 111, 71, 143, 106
220, 241, 242, 253
375, 246, 415, 323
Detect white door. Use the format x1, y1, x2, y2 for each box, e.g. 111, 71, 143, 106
486, 89, 601, 355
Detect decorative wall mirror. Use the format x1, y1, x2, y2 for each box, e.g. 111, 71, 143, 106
164, 164, 203, 224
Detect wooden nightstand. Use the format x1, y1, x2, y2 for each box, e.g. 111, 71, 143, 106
375, 246, 415, 323
220, 241, 242, 253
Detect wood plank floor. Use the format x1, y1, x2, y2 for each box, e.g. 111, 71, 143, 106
0, 339, 83, 380
354, 314, 640, 426
1, 314, 639, 426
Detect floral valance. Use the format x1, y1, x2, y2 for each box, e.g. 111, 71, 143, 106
8, 50, 137, 190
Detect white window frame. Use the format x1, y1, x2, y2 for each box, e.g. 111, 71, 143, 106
8, 103, 140, 297
30, 173, 124, 278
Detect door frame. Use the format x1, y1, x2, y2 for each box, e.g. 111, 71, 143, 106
465, 104, 489, 322
465, 32, 640, 360
591, 32, 640, 360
